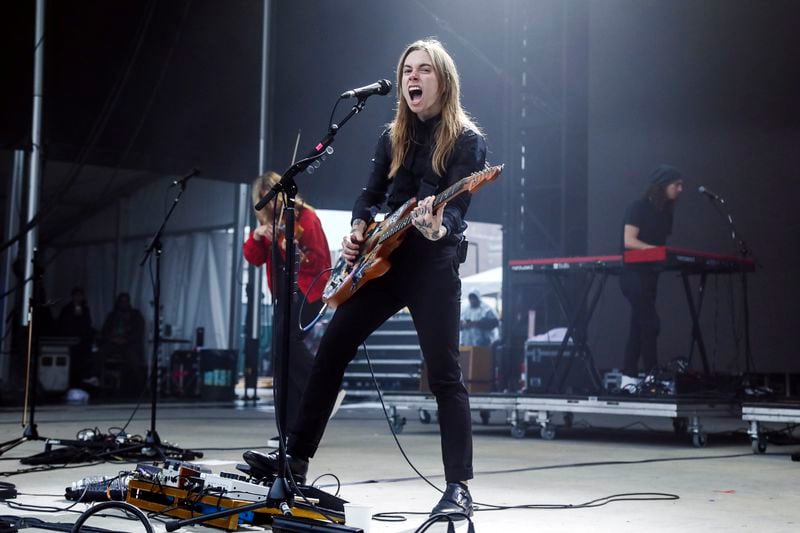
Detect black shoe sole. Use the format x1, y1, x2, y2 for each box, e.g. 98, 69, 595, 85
242, 451, 307, 484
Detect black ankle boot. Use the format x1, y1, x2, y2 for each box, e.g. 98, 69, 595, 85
242, 450, 309, 484
430, 482, 473, 518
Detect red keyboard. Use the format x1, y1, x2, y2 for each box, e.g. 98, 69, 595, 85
623, 246, 755, 273
509, 255, 622, 272
509, 247, 755, 274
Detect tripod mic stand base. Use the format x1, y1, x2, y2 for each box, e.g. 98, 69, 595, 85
133, 430, 203, 461
0, 423, 42, 456
272, 516, 364, 532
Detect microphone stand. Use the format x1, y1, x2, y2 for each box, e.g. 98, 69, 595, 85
166, 95, 371, 531
262, 95, 368, 516
705, 195, 757, 374
0, 251, 45, 455
133, 172, 202, 461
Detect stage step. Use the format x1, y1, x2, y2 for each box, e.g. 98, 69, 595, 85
342, 313, 422, 395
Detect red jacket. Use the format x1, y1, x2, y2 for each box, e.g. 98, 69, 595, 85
243, 206, 332, 303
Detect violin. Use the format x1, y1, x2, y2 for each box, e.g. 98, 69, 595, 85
275, 221, 309, 264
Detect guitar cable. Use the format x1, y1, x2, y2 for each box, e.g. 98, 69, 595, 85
360, 342, 680, 528
297, 267, 334, 333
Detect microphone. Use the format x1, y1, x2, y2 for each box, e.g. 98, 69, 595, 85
171, 168, 201, 188
339, 79, 392, 99
698, 185, 724, 203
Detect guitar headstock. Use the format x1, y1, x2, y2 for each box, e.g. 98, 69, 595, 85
464, 164, 504, 193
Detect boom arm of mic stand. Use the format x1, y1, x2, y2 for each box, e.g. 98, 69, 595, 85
254, 96, 369, 212
140, 182, 189, 266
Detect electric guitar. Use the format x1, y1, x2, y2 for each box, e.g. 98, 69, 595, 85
322, 164, 504, 308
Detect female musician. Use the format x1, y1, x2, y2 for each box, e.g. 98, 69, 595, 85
244, 39, 486, 518
243, 171, 332, 442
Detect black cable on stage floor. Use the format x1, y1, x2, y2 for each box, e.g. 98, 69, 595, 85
360, 342, 682, 528
0, 460, 106, 478
73, 501, 154, 532
0, 515, 117, 533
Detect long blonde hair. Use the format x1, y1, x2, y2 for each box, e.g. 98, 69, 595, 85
388, 38, 481, 178
251, 171, 311, 225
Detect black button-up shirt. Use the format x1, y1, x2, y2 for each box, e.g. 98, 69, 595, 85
351, 115, 487, 241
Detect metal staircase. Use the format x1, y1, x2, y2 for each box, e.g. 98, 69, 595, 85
342, 314, 422, 397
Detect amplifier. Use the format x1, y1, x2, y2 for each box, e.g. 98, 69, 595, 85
524, 340, 594, 393
169, 350, 237, 400
420, 345, 493, 393
199, 349, 237, 401
170, 351, 200, 397
39, 343, 71, 392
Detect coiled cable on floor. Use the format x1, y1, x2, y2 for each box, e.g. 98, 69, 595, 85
71, 501, 153, 533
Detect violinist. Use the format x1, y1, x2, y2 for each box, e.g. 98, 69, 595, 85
243, 171, 333, 446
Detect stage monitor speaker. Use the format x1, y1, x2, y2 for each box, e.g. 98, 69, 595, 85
38, 337, 76, 392
524, 341, 594, 394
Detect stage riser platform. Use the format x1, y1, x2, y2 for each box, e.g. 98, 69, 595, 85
742, 402, 800, 454
382, 393, 741, 448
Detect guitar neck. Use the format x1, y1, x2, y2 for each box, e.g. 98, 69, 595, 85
377, 173, 475, 244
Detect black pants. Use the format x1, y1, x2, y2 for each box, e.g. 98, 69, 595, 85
620, 268, 660, 377
287, 236, 473, 483
273, 294, 323, 436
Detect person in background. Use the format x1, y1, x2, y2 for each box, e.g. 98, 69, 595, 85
619, 164, 684, 390
243, 171, 337, 448
460, 289, 499, 347
98, 293, 146, 395
58, 286, 94, 388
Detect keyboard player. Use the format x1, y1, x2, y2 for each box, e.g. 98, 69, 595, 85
619, 165, 684, 389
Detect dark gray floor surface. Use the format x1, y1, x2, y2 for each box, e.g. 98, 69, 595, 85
1, 399, 798, 532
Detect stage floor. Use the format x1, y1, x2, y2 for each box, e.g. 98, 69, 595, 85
0, 397, 798, 532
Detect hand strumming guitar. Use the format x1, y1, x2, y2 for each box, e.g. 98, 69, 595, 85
411, 196, 448, 241
342, 219, 367, 265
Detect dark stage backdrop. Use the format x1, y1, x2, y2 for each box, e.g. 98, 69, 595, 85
2, 1, 798, 372
585, 1, 800, 373
266, 0, 508, 223
0, 0, 263, 181
0, 0, 509, 225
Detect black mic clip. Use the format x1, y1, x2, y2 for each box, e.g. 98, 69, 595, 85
170, 168, 201, 189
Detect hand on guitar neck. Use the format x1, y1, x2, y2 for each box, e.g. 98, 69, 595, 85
411, 195, 447, 241
342, 219, 367, 265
